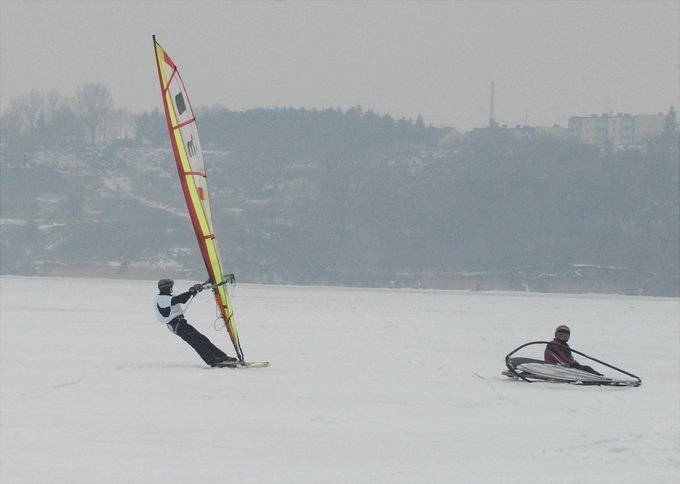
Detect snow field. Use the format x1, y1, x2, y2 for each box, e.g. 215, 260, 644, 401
0, 276, 678, 483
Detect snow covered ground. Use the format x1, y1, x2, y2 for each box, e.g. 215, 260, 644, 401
1, 276, 678, 483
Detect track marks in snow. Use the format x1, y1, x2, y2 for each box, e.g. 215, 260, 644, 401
472, 373, 512, 402
18, 377, 88, 399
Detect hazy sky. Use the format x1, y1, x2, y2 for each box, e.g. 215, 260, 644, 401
1, 1, 678, 132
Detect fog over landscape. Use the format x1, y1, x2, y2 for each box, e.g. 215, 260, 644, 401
1, 1, 678, 131
1, 1, 679, 295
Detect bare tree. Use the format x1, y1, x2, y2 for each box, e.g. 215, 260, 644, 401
41, 90, 63, 123
2, 90, 44, 137
106, 109, 136, 141
74, 83, 112, 143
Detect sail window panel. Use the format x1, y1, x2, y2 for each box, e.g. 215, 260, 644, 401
175, 92, 187, 115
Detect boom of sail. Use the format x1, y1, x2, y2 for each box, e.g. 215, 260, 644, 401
152, 35, 243, 361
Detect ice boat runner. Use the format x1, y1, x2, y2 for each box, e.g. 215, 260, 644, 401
152, 35, 268, 369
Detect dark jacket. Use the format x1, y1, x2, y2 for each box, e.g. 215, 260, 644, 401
159, 289, 193, 305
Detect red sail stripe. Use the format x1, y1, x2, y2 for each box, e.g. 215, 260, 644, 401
173, 118, 196, 130
163, 68, 178, 95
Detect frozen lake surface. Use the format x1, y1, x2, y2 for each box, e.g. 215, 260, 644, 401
1, 276, 678, 483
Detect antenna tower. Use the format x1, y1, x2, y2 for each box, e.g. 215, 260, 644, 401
489, 81, 496, 127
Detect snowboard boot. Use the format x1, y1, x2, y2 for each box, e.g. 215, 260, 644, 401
211, 355, 238, 366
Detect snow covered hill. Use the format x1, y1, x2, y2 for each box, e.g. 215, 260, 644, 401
1, 276, 678, 483
2, 141, 678, 295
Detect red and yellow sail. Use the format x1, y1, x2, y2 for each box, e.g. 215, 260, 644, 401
153, 36, 243, 361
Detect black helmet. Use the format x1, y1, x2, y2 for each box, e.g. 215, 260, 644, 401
158, 278, 174, 291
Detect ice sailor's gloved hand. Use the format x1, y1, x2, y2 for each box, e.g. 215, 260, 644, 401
580, 365, 603, 376
188, 283, 203, 296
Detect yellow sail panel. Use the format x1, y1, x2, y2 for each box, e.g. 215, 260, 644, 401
152, 36, 243, 360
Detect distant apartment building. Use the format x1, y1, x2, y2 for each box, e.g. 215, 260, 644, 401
504, 125, 570, 140
568, 112, 665, 147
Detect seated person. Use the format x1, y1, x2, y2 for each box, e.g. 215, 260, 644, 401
545, 325, 602, 375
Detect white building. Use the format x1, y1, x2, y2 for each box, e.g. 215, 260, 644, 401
568, 112, 665, 147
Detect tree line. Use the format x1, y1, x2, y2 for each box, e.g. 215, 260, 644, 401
1, 85, 442, 155
0, 84, 137, 149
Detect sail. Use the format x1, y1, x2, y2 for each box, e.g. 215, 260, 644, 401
153, 36, 243, 361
